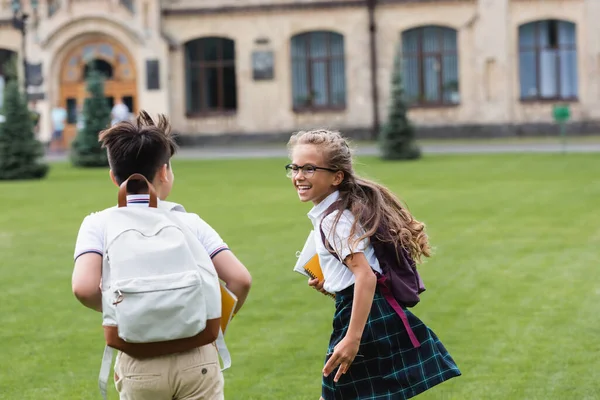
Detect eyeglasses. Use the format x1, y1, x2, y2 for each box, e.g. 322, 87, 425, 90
285, 163, 338, 178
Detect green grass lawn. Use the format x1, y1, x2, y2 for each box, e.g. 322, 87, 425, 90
1, 153, 599, 399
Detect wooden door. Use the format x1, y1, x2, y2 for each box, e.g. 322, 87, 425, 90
58, 38, 137, 149
61, 84, 86, 146
61, 82, 137, 146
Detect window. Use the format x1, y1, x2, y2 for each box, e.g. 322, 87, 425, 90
291, 31, 346, 110
0, 49, 16, 80
185, 37, 237, 115
48, 0, 60, 17
401, 26, 459, 106
123, 96, 135, 113
66, 98, 78, 124
519, 20, 578, 100
120, 0, 134, 13
146, 59, 160, 90
84, 59, 114, 80
106, 97, 115, 110
0, 49, 16, 110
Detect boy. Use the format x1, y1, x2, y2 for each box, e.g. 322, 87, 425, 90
72, 111, 252, 399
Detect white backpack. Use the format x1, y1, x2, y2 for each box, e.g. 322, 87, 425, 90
101, 206, 220, 343
97, 175, 229, 399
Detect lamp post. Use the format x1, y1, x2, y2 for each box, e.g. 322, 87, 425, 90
11, 0, 38, 96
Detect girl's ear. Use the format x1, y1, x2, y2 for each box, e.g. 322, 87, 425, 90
333, 170, 344, 186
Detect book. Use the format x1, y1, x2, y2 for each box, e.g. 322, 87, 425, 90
293, 231, 335, 299
220, 281, 238, 335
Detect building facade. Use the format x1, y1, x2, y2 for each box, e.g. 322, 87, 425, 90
0, 0, 598, 146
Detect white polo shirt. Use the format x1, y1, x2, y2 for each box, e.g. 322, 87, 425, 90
308, 191, 382, 293
74, 194, 229, 262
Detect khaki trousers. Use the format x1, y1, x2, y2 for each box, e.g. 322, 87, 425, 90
114, 344, 224, 400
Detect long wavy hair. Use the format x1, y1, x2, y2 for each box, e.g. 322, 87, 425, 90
288, 129, 431, 264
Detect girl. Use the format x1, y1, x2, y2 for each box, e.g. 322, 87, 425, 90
286, 129, 461, 399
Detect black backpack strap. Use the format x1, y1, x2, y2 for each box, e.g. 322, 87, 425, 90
318, 201, 344, 263
319, 217, 342, 263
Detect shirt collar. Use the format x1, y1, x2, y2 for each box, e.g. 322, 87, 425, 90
307, 190, 340, 222
123, 194, 162, 207
126, 194, 150, 203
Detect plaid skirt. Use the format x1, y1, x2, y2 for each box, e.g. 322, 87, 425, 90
322, 285, 461, 400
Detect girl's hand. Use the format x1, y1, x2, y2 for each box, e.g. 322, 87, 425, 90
308, 278, 329, 296
323, 336, 360, 382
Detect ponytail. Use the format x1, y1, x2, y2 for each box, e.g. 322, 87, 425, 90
330, 175, 431, 264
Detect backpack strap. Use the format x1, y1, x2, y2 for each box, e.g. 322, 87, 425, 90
117, 174, 158, 208
318, 218, 344, 264
98, 345, 114, 400
318, 210, 421, 349
376, 274, 421, 348
215, 329, 232, 371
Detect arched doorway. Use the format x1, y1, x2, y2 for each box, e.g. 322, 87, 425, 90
59, 37, 137, 146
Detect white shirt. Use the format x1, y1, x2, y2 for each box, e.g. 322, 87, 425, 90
308, 191, 382, 293
51, 107, 67, 131
74, 195, 229, 262
111, 103, 130, 126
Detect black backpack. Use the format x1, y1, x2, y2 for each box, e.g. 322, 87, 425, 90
319, 209, 426, 308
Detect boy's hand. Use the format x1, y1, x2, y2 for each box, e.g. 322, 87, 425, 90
323, 336, 360, 382
308, 278, 329, 296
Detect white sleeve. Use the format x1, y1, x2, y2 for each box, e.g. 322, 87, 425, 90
193, 214, 230, 258
321, 210, 368, 261
73, 213, 104, 261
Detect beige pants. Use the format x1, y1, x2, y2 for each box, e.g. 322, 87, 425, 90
114, 344, 224, 400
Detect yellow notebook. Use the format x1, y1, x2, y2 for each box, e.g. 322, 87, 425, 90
293, 231, 335, 299
220, 281, 238, 335
303, 254, 325, 282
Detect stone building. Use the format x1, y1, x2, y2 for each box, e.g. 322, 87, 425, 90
0, 0, 597, 146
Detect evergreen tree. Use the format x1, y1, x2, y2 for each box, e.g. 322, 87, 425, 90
0, 57, 49, 180
379, 52, 422, 160
70, 64, 111, 167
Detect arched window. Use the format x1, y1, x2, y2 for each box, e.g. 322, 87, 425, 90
401, 26, 459, 106
184, 37, 237, 115
519, 20, 578, 100
291, 31, 346, 110
83, 59, 114, 80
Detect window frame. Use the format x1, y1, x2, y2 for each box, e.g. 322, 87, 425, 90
518, 19, 578, 102
184, 37, 238, 117
401, 25, 460, 108
290, 31, 347, 112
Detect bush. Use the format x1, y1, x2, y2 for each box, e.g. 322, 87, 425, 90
379, 52, 422, 161
70, 66, 111, 167
0, 68, 49, 180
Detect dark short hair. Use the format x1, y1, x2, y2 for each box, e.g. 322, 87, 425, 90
98, 110, 178, 192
